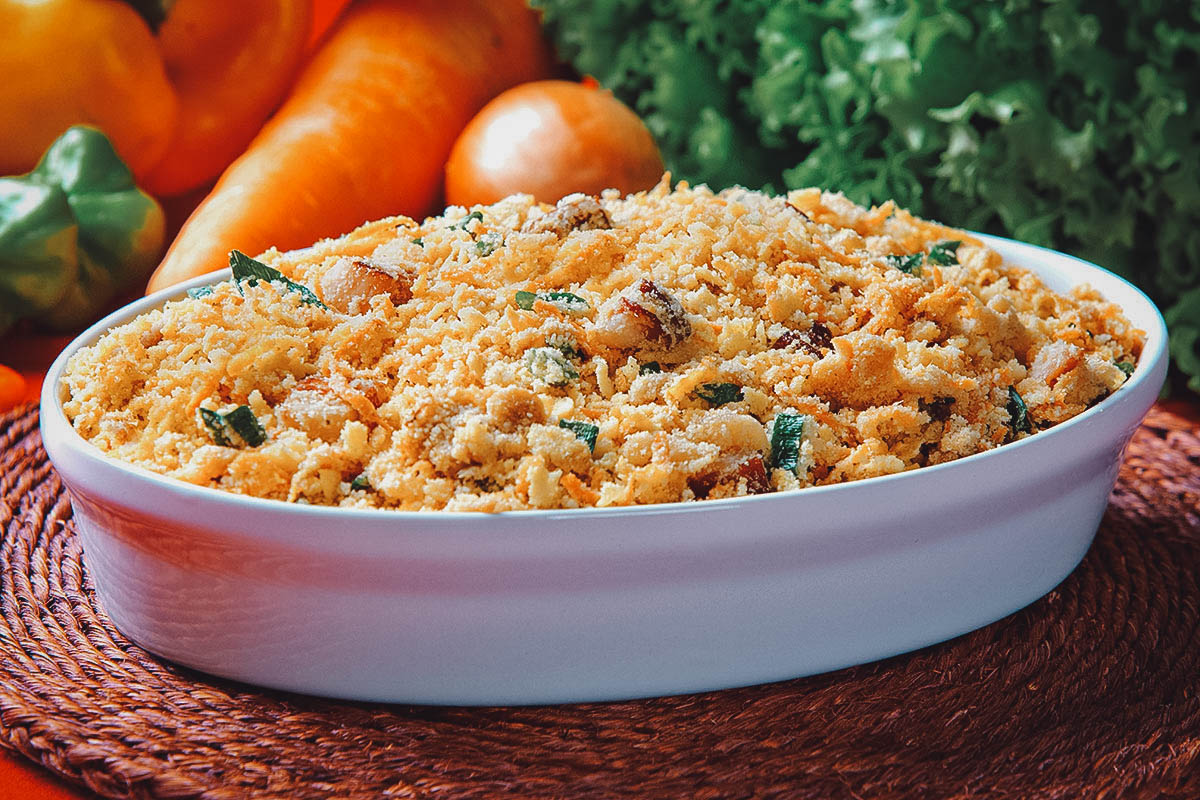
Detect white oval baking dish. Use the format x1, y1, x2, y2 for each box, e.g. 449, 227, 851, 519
40, 234, 1168, 705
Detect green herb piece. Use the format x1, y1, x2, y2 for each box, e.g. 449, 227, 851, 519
474, 232, 503, 256
559, 419, 600, 452
524, 347, 579, 386
198, 405, 267, 447
769, 411, 805, 474
198, 407, 232, 447
927, 240, 962, 266
541, 291, 590, 314
692, 382, 744, 407
885, 253, 923, 276
224, 405, 267, 447
639, 361, 662, 374
513, 289, 590, 315
452, 210, 483, 231
350, 474, 371, 491
229, 250, 327, 309
411, 237, 424, 247
187, 285, 214, 298
1006, 386, 1032, 436
1116, 360, 1135, 377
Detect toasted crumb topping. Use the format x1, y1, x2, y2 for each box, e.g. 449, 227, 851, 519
61, 180, 1143, 511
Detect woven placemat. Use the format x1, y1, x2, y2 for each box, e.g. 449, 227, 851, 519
2, 403, 1199, 800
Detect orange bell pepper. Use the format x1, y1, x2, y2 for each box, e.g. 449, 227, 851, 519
0, 0, 311, 197
0, 364, 25, 413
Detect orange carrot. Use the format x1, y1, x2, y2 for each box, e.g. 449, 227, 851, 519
147, 0, 553, 294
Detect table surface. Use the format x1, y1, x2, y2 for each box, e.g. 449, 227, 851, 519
3, 327, 1196, 799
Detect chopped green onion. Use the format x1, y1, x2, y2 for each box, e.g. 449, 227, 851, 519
525, 347, 579, 386
769, 411, 805, 474
474, 232, 502, 256
186, 285, 214, 298
559, 419, 600, 452
198, 407, 232, 446
1006, 386, 1032, 436
1116, 360, 1135, 377
411, 237, 424, 247
350, 474, 371, 491
542, 291, 590, 314
198, 404, 267, 447
927, 240, 962, 266
513, 289, 590, 315
692, 382, 744, 407
229, 250, 327, 309
885, 253, 923, 275
639, 361, 662, 374
452, 210, 483, 231
224, 405, 267, 447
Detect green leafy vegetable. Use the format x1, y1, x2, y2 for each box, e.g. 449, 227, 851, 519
533, 0, 1200, 393
411, 237, 424, 247
350, 474, 371, 491
559, 419, 600, 452
1116, 361, 1136, 377
1006, 387, 1032, 436
768, 411, 805, 474
230, 250, 327, 309
639, 361, 662, 374
927, 241, 962, 266
692, 382, 744, 407
885, 253, 923, 276
514, 290, 538, 310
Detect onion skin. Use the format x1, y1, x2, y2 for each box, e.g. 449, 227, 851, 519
445, 80, 664, 206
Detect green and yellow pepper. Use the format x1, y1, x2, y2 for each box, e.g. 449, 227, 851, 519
0, 0, 311, 197
0, 126, 164, 334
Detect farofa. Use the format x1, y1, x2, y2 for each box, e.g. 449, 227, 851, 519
61, 180, 1143, 511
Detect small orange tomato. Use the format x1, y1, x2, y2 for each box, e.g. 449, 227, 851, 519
0, 364, 27, 413
445, 79, 664, 207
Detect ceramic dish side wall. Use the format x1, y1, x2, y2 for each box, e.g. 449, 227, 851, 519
40, 236, 1168, 704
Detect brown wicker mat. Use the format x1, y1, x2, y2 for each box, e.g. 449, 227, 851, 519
2, 403, 1199, 800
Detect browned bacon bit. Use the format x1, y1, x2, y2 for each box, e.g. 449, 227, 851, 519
594, 278, 692, 351
318, 257, 413, 314
521, 193, 611, 236
734, 455, 772, 494
688, 455, 772, 499
772, 321, 833, 356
